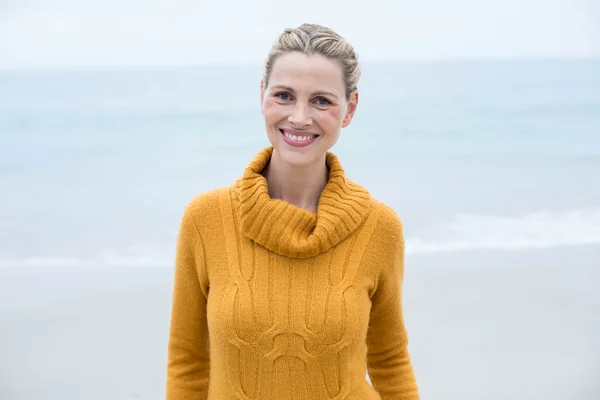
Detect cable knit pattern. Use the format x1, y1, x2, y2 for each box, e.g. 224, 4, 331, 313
166, 146, 419, 400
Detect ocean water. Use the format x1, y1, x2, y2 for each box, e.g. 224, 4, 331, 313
1, 59, 599, 267
1, 60, 600, 400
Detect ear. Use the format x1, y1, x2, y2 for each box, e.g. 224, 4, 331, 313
341, 90, 359, 128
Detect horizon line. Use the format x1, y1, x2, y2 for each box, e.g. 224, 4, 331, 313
0, 55, 597, 74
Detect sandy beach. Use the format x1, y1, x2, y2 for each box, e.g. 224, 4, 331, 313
1, 245, 598, 400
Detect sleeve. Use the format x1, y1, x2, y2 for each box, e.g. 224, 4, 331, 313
366, 214, 420, 400
166, 206, 210, 399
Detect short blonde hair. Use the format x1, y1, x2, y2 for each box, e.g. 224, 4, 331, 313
263, 23, 361, 100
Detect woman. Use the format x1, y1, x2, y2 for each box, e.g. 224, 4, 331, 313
166, 23, 420, 399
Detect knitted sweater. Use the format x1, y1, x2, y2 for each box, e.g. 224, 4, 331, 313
166, 146, 419, 399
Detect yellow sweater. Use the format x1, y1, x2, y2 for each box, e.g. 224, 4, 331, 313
166, 146, 419, 399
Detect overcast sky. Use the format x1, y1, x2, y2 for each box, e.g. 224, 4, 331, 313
1, 0, 598, 70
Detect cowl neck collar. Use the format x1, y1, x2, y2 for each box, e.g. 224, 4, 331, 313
234, 146, 372, 258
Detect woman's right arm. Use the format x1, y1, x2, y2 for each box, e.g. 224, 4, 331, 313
166, 206, 210, 399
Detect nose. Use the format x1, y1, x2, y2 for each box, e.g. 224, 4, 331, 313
288, 103, 312, 127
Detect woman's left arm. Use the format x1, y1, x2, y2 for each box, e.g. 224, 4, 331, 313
366, 208, 420, 400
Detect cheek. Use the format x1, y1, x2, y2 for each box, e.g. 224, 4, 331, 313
263, 96, 277, 109
262, 98, 283, 122
325, 107, 343, 123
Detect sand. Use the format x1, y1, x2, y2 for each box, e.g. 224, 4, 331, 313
1, 245, 599, 400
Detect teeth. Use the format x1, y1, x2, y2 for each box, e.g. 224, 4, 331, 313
283, 131, 315, 142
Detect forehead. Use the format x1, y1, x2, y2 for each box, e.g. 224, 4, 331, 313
269, 52, 345, 95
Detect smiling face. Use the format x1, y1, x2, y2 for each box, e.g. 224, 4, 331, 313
260, 52, 358, 168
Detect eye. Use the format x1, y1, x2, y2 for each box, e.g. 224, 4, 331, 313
275, 92, 291, 100
315, 97, 331, 106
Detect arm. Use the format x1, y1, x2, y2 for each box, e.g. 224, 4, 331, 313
366, 213, 419, 399
166, 206, 210, 399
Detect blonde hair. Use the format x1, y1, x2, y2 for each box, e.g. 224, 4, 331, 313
263, 23, 361, 100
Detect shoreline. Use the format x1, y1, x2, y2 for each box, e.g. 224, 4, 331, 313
1, 245, 599, 399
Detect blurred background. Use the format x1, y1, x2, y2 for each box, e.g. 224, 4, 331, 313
1, 1, 599, 399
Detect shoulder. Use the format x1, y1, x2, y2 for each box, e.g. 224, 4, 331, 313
370, 198, 404, 242
185, 185, 230, 215
360, 197, 405, 264
342, 174, 404, 245
179, 185, 233, 234
342, 176, 403, 236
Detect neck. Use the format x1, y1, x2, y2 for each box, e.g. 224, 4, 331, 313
262, 150, 329, 213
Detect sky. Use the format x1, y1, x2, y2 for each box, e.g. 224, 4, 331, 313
0, 0, 598, 70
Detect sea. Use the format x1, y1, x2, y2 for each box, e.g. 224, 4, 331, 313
1, 59, 600, 399
1, 58, 599, 267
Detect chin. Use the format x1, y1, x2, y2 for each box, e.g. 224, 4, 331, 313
274, 146, 323, 168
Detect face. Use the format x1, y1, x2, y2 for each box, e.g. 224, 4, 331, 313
260, 52, 358, 168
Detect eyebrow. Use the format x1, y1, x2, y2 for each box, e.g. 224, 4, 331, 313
271, 85, 339, 99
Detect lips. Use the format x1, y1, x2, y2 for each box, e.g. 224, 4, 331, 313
279, 128, 319, 148
280, 129, 318, 139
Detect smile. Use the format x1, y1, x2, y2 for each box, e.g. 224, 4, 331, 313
279, 129, 319, 147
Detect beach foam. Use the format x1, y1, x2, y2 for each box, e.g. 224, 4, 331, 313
407, 206, 600, 254
2, 206, 599, 267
